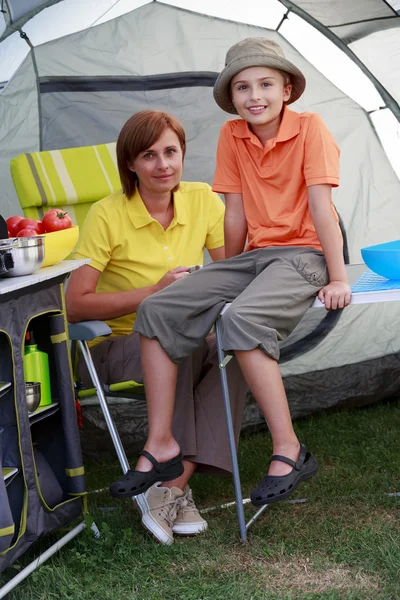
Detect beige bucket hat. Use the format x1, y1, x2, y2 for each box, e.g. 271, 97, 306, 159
213, 37, 306, 114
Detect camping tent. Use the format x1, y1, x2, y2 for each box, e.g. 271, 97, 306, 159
0, 0, 400, 449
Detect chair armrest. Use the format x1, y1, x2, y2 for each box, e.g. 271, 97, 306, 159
68, 321, 112, 341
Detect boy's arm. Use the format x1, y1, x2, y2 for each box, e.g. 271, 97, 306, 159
308, 184, 351, 310
224, 193, 248, 258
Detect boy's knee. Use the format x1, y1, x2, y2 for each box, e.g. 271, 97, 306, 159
221, 304, 245, 330
136, 293, 162, 324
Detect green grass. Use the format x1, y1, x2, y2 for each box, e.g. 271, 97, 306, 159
2, 399, 400, 600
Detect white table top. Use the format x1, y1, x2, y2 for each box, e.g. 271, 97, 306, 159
0, 259, 90, 296
312, 263, 400, 307
218, 264, 400, 315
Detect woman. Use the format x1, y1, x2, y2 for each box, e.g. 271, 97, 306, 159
66, 110, 247, 546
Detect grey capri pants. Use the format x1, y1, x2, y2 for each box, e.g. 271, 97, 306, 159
134, 246, 329, 363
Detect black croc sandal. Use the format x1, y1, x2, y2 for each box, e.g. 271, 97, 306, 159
250, 444, 318, 507
109, 450, 184, 498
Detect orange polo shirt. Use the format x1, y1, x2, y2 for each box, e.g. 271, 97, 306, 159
212, 107, 340, 251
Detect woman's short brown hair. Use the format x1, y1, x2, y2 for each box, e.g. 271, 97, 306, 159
117, 110, 186, 198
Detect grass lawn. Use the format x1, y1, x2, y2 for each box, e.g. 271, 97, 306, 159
1, 399, 399, 600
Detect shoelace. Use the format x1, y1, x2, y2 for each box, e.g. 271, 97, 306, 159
177, 489, 198, 516
158, 494, 188, 528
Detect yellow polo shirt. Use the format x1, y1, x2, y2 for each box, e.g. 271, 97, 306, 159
73, 182, 225, 336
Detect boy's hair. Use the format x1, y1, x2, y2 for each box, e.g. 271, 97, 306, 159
277, 69, 292, 104
117, 110, 186, 198
277, 69, 291, 87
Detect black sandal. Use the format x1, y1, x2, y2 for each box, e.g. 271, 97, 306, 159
109, 450, 184, 498
250, 444, 318, 506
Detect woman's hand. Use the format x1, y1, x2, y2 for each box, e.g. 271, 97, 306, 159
318, 280, 352, 310
155, 266, 190, 291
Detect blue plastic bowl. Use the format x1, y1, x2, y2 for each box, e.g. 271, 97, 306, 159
361, 240, 400, 280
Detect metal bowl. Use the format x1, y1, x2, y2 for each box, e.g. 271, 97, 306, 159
4, 236, 45, 277
25, 381, 41, 413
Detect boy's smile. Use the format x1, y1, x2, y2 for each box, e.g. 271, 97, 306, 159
230, 66, 292, 140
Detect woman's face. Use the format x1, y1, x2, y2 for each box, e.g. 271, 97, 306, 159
130, 128, 183, 196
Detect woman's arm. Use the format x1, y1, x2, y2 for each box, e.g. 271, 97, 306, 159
208, 246, 225, 261
308, 184, 351, 310
65, 264, 189, 323
224, 193, 247, 258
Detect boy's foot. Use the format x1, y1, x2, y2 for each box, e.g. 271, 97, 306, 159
136, 482, 185, 545
250, 444, 318, 506
172, 486, 208, 536
268, 441, 301, 477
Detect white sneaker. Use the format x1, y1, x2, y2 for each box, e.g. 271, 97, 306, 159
172, 486, 208, 536
136, 482, 185, 545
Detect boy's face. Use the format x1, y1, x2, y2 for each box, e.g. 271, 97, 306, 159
230, 66, 292, 126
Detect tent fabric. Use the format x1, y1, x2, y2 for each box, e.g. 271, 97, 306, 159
282, 0, 400, 43
0, 0, 63, 41
0, 2, 400, 264
1, 0, 399, 105
279, 0, 400, 120
2, 0, 399, 42
351, 28, 400, 106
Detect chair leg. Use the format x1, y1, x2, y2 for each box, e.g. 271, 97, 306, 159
78, 340, 131, 475
215, 317, 247, 543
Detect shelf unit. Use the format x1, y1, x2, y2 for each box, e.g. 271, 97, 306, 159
0, 260, 89, 598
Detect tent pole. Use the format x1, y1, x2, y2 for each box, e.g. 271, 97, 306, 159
278, 0, 400, 122
276, 9, 290, 32
19, 30, 43, 151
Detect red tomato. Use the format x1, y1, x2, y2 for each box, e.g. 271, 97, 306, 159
35, 221, 45, 234
42, 210, 72, 232
17, 229, 38, 237
6, 215, 24, 236
16, 218, 45, 235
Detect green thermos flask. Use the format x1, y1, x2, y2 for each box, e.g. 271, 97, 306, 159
24, 332, 52, 407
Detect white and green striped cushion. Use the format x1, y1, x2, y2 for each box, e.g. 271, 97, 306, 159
10, 143, 121, 224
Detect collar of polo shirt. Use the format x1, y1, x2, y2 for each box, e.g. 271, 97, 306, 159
126, 187, 188, 229
232, 106, 301, 148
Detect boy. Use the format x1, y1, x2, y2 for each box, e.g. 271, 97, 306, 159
110, 38, 351, 507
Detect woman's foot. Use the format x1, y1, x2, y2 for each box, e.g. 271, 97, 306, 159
136, 483, 208, 544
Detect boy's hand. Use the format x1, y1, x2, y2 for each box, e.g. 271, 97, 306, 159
318, 280, 351, 310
